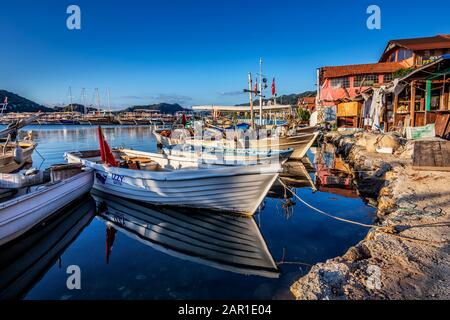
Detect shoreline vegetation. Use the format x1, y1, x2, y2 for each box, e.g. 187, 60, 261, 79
290, 131, 450, 300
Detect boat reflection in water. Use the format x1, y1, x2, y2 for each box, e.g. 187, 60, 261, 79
0, 196, 96, 299
91, 190, 280, 279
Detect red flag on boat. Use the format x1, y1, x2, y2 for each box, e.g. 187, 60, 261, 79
3, 97, 7, 104
272, 78, 276, 97
182, 113, 187, 126
97, 126, 118, 167
254, 79, 258, 96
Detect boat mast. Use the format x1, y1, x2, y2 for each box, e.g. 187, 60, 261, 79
107, 88, 112, 116
69, 86, 73, 112
81, 88, 87, 114
95, 88, 101, 114
258, 58, 263, 127
248, 72, 254, 129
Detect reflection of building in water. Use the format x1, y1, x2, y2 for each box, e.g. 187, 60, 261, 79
92, 190, 279, 279
0, 197, 95, 299
313, 144, 359, 199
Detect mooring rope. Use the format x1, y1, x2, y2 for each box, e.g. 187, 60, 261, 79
277, 178, 379, 229
277, 178, 450, 246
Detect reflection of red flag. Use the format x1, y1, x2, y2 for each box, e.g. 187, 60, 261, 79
182, 113, 187, 126
106, 225, 117, 264
97, 126, 118, 167
272, 78, 276, 96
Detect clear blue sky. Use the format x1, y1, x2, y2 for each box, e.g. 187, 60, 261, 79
1, 0, 449, 109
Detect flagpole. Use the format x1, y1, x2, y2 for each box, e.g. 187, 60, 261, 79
248, 72, 254, 129
259, 58, 263, 128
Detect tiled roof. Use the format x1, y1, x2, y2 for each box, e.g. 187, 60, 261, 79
390, 34, 450, 51
301, 97, 316, 104
321, 62, 404, 78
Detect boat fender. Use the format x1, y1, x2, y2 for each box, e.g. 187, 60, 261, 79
14, 144, 25, 164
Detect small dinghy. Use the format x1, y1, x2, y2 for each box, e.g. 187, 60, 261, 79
65, 127, 281, 216
0, 164, 94, 246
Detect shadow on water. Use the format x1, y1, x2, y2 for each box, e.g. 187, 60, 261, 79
0, 126, 375, 300
0, 196, 96, 299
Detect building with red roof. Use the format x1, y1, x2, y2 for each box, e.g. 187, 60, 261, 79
317, 34, 450, 107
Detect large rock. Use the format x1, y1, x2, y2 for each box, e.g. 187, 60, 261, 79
356, 133, 401, 153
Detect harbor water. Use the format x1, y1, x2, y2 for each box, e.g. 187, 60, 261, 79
0, 125, 375, 300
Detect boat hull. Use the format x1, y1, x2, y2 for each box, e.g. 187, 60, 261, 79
154, 131, 319, 160
0, 142, 36, 174
246, 132, 320, 159
66, 151, 280, 216
0, 170, 94, 246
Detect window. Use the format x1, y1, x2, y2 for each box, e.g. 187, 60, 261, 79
397, 49, 413, 61
354, 74, 379, 87
330, 77, 350, 88
388, 52, 396, 62
384, 73, 393, 83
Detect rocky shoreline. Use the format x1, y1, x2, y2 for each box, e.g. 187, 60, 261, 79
290, 131, 450, 300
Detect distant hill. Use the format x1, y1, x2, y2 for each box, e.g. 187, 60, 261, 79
0, 90, 54, 113
236, 91, 317, 106
122, 103, 185, 114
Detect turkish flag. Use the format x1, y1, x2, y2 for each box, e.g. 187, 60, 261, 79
98, 126, 118, 167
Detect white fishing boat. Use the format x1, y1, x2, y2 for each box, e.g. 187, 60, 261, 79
0, 164, 94, 246
162, 144, 293, 165
153, 129, 320, 160
65, 149, 280, 215
0, 141, 36, 174
92, 190, 279, 278
0, 113, 41, 173
245, 132, 320, 159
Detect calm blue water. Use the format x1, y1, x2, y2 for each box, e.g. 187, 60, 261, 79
0, 125, 375, 300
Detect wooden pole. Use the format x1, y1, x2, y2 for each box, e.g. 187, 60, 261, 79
393, 93, 399, 128
248, 72, 254, 129
410, 81, 416, 127
425, 80, 431, 125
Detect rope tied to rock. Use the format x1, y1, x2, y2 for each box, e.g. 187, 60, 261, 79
277, 178, 380, 229
277, 178, 450, 246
